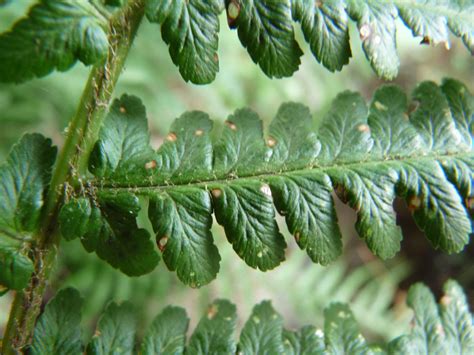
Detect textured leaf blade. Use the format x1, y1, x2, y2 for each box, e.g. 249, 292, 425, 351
397, 160, 471, 253
146, 0, 222, 84
0, 0, 108, 83
141, 306, 189, 355
282, 326, 325, 355
0, 234, 34, 291
324, 303, 371, 354
89, 95, 154, 180
213, 107, 268, 177
148, 187, 220, 288
238, 301, 284, 354
87, 302, 136, 355
65, 80, 473, 285
389, 280, 474, 354
292, 0, 351, 71
0, 134, 57, 234
230, 0, 303, 78
329, 165, 402, 259
212, 180, 286, 271
71, 192, 160, 276
188, 300, 238, 354
318, 91, 373, 163
440, 280, 474, 354
59, 197, 92, 241
368, 85, 423, 158
269, 172, 342, 265
267, 102, 320, 169
347, 0, 399, 79
31, 288, 83, 355
154, 111, 214, 184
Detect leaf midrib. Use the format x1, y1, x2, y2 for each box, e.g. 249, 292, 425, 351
92, 150, 472, 193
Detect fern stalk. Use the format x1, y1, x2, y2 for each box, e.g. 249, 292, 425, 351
2, 1, 146, 352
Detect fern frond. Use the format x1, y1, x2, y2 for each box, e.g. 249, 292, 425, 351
58, 78, 473, 286
1, 0, 472, 84
30, 280, 474, 354
146, 0, 473, 83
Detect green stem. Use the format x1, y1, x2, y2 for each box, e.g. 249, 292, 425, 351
2, 1, 145, 353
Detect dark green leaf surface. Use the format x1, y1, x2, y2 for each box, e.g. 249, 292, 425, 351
31, 288, 83, 355
87, 301, 136, 355
231, 0, 303, 78
2, 0, 472, 84
188, 300, 237, 354
145, 0, 473, 83
0, 0, 108, 83
60, 80, 473, 286
148, 187, 219, 288
0, 134, 57, 234
30, 281, 473, 354
0, 234, 34, 291
89, 95, 154, 179
141, 306, 189, 354
238, 301, 284, 355
0, 134, 56, 291
292, 0, 351, 71
146, 0, 222, 84
212, 180, 286, 271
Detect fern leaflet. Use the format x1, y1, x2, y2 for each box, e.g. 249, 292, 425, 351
30, 280, 474, 354
55, 78, 474, 287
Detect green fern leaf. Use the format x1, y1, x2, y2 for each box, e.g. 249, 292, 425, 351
389, 280, 474, 354
239, 301, 285, 354
141, 306, 189, 354
283, 326, 325, 354
30, 288, 83, 355
188, 300, 237, 353
0, 0, 108, 83
292, 0, 351, 72
87, 301, 136, 355
0, 235, 34, 292
147, 0, 474, 83
230, 0, 303, 78
0, 134, 56, 291
145, 0, 223, 84
59, 79, 472, 286
30, 280, 473, 354
325, 303, 372, 354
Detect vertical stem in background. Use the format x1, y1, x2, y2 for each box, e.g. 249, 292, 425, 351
2, 1, 145, 353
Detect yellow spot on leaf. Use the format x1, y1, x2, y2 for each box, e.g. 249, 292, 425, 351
166, 132, 177, 142
145, 160, 157, 170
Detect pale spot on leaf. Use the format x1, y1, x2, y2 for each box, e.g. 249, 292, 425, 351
166, 132, 177, 142
145, 160, 157, 170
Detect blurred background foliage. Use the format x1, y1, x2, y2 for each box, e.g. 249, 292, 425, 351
0, 0, 473, 343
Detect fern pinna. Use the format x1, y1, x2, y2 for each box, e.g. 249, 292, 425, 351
1, 0, 473, 84
51, 78, 472, 287
30, 280, 474, 354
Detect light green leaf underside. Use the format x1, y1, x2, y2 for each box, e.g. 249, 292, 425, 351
0, 235, 34, 292
0, 0, 108, 83
145, 0, 473, 83
60, 79, 473, 287
87, 301, 136, 355
0, 134, 56, 291
30, 281, 474, 354
389, 280, 474, 354
31, 288, 83, 355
